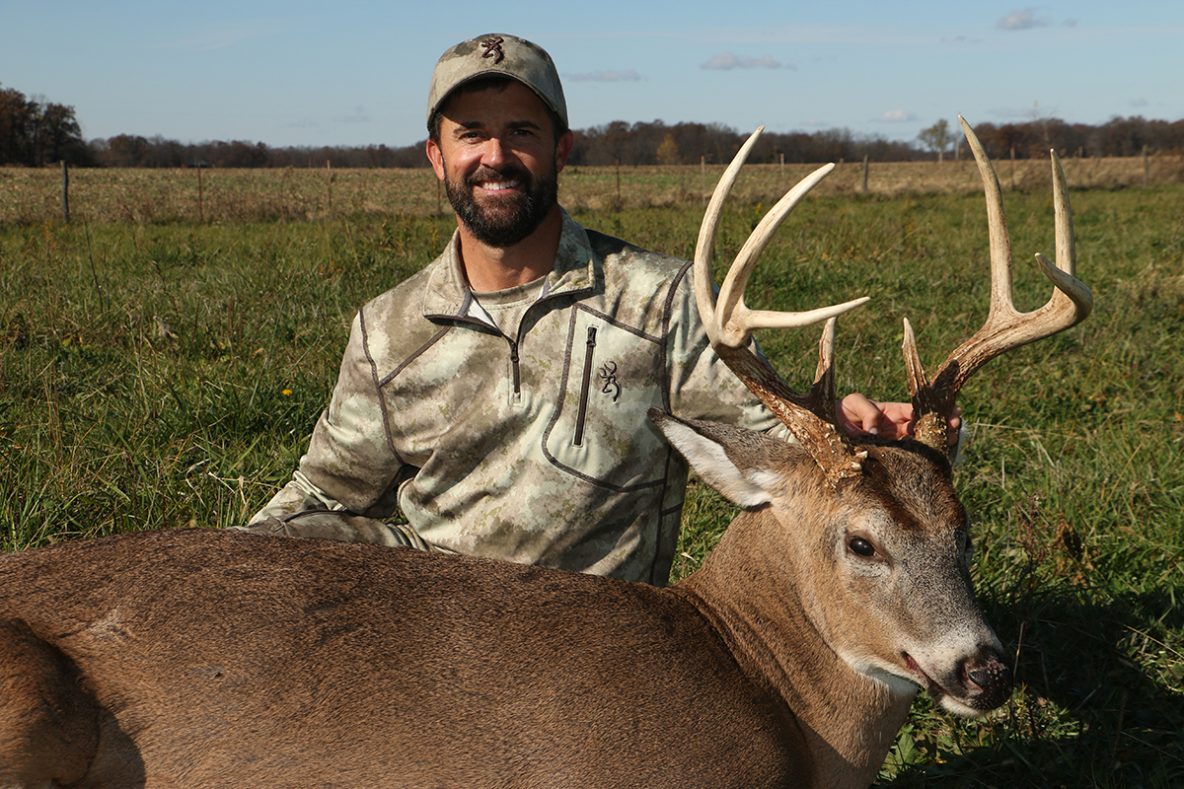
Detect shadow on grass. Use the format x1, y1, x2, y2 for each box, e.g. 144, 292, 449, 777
885, 589, 1184, 787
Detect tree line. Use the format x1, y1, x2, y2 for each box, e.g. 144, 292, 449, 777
2, 83, 1182, 169
0, 85, 90, 166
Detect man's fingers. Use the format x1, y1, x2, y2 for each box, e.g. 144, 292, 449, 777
840, 394, 964, 447
947, 409, 963, 446
838, 393, 887, 436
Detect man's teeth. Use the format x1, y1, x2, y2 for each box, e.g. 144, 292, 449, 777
479, 180, 519, 191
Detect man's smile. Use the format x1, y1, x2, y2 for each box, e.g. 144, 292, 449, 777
474, 179, 522, 193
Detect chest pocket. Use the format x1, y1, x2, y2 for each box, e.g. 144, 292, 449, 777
542, 306, 668, 491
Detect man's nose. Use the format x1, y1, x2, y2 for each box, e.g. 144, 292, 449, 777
481, 136, 510, 167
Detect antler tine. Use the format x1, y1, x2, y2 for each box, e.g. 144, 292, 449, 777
808, 317, 838, 407
693, 128, 870, 484
903, 116, 1094, 452
693, 128, 762, 347
716, 164, 869, 347
694, 128, 869, 350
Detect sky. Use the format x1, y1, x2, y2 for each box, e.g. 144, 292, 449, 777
3, 1, 1182, 150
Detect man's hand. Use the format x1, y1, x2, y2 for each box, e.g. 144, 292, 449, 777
837, 393, 961, 445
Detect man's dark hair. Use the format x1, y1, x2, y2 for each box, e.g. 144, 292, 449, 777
427, 76, 569, 144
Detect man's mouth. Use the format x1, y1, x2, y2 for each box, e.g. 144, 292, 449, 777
475, 179, 522, 193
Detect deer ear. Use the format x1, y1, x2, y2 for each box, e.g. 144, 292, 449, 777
649, 410, 783, 508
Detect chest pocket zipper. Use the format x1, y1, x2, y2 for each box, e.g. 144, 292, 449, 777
509, 339, 521, 395
573, 326, 597, 446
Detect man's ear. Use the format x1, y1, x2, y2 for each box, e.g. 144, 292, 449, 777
555, 130, 574, 174
425, 138, 445, 181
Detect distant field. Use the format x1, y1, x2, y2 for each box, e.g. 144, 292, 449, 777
1, 167, 1181, 784
2, 153, 1183, 224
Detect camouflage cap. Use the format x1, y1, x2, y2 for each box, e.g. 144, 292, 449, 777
427, 34, 568, 130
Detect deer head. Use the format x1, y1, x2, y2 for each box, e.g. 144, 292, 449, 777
660, 119, 1091, 717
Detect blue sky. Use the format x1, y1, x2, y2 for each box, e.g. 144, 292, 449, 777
3, 1, 1181, 150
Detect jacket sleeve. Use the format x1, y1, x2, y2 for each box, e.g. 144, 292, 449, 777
664, 264, 793, 441
250, 309, 406, 523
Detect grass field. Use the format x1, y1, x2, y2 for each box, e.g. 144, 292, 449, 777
1, 165, 1182, 785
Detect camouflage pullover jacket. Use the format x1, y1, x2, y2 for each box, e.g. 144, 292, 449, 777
254, 211, 780, 584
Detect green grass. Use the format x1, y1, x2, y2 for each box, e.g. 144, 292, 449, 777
2, 179, 1181, 785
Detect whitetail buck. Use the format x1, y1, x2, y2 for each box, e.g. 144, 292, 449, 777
0, 118, 1089, 788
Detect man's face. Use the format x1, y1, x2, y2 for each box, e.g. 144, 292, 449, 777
426, 81, 573, 247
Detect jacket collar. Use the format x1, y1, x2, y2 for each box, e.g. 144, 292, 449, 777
421, 209, 598, 318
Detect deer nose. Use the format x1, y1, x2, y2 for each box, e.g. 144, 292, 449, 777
960, 650, 1012, 710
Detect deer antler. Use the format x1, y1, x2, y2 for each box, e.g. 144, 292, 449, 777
694, 127, 870, 484
903, 116, 1093, 453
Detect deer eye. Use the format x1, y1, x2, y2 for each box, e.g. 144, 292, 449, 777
848, 537, 876, 557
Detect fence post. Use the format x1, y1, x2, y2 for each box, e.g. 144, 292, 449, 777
325, 159, 333, 216
861, 154, 869, 195
197, 167, 205, 223
1142, 145, 1150, 186
61, 160, 70, 223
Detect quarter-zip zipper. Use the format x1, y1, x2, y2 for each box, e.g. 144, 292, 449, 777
573, 326, 597, 446
426, 280, 595, 400
504, 294, 555, 398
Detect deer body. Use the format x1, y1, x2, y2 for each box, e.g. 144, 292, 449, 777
0, 533, 829, 786
5, 529, 799, 787
1, 434, 999, 788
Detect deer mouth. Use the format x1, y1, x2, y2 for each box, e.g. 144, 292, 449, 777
902, 650, 1012, 714
902, 652, 947, 700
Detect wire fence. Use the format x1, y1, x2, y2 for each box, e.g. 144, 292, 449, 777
2, 154, 1182, 226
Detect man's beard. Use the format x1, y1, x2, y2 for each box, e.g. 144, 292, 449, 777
444, 161, 558, 247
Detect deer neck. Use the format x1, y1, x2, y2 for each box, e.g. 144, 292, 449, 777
677, 509, 916, 788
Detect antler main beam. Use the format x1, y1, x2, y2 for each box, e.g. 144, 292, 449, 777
693, 127, 869, 484
904, 116, 1093, 452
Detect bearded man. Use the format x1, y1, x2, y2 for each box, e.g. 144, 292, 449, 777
246, 33, 930, 584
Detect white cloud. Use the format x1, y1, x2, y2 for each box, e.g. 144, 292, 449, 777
880, 109, 917, 123
565, 70, 642, 83
997, 9, 1051, 31
701, 52, 785, 70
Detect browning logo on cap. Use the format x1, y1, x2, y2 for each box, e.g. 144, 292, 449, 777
481, 36, 505, 64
